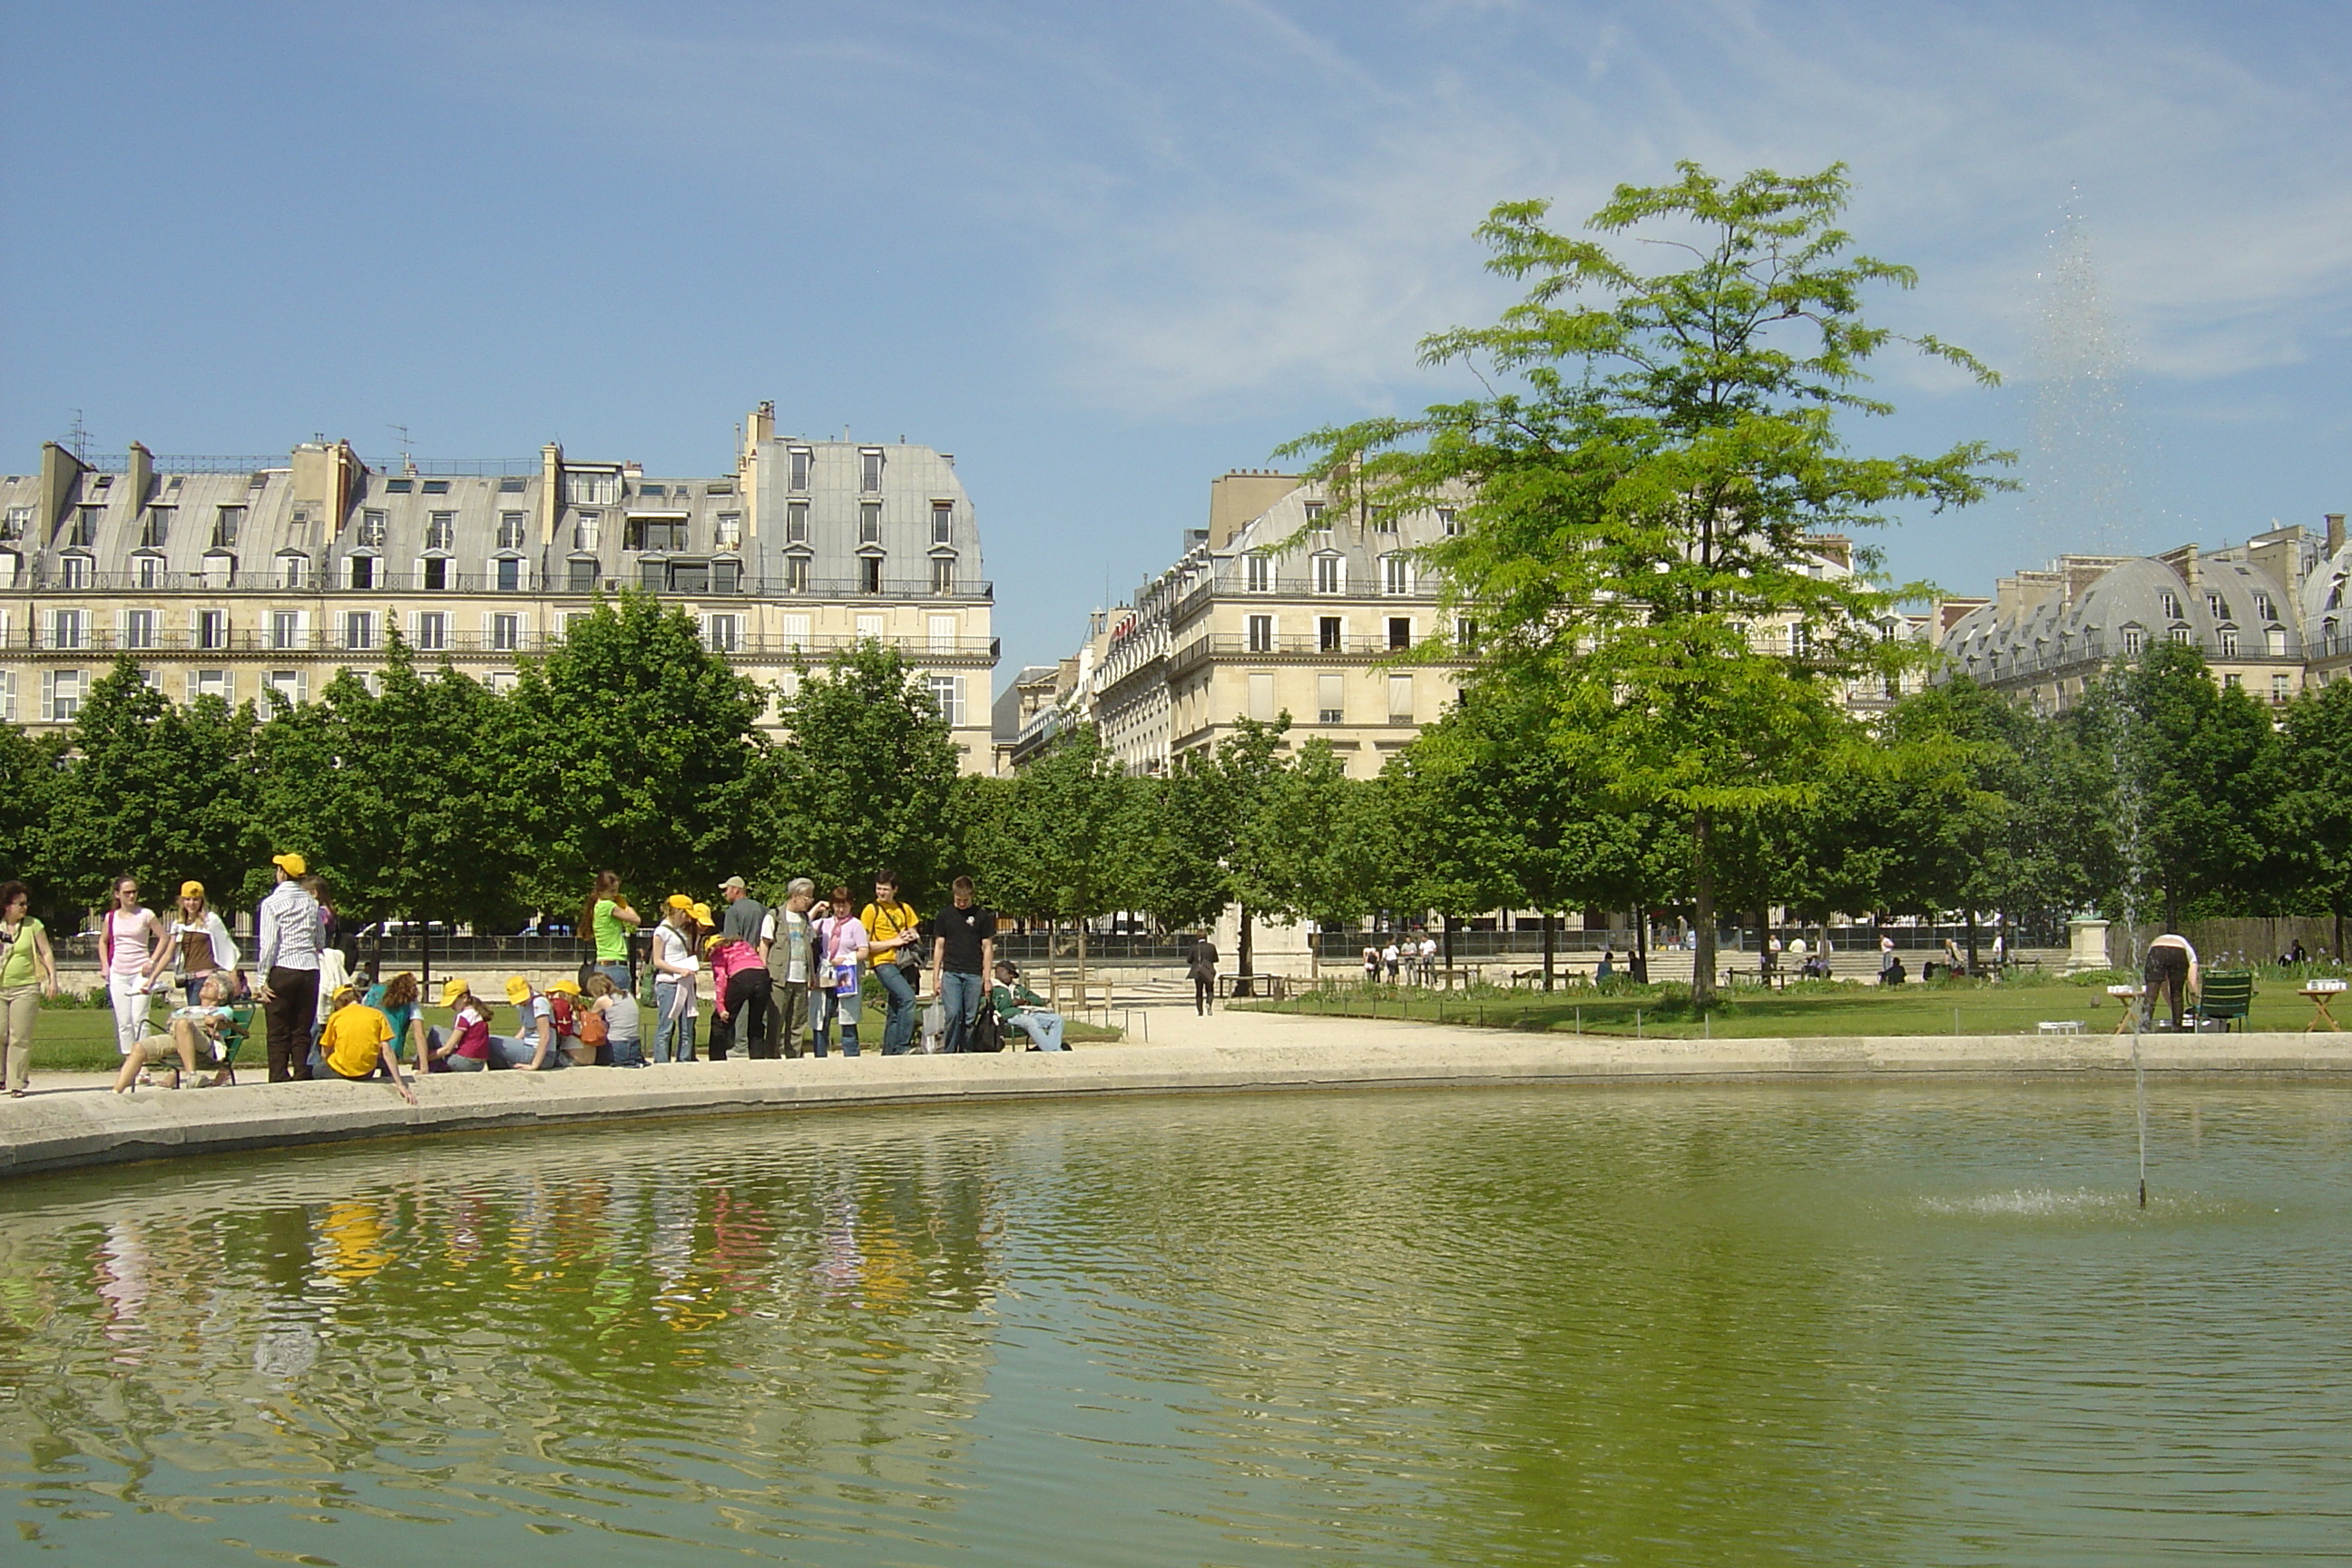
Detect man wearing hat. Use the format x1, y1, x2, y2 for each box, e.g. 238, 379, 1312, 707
253, 851, 323, 1082
714, 877, 769, 1057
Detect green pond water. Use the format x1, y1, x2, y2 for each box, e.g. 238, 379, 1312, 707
2, 1083, 2349, 1566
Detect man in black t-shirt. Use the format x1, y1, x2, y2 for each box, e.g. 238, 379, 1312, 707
929, 877, 996, 1054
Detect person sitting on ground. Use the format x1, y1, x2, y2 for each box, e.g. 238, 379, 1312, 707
315, 985, 418, 1103
363, 971, 426, 1068
113, 974, 236, 1093
988, 960, 1066, 1052
544, 978, 593, 1065
584, 972, 643, 1067
423, 979, 495, 1073
489, 975, 564, 1070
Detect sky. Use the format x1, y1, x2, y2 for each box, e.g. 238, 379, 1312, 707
5, 0, 2351, 690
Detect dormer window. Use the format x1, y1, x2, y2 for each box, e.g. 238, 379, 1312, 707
2256, 593, 2276, 621
71, 506, 101, 547
140, 507, 171, 549
213, 505, 245, 547
384, 478, 413, 494
348, 554, 376, 591
134, 552, 165, 590
1312, 553, 1344, 594
58, 553, 93, 590
358, 510, 387, 547
276, 552, 309, 590
2122, 623, 2145, 656
421, 479, 450, 495
2206, 593, 2227, 619
425, 512, 455, 552
2161, 591, 2180, 619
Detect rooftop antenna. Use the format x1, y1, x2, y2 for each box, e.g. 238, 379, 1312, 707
65, 409, 91, 462
388, 423, 416, 473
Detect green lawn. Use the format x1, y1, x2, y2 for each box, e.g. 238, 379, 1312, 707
1240, 970, 2347, 1039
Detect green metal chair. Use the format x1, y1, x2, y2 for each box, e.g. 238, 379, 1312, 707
2193, 972, 2256, 1033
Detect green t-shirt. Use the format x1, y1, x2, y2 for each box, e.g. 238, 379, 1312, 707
593, 899, 630, 963
0, 917, 41, 989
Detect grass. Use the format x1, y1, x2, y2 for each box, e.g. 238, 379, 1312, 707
1238, 966, 2349, 1039
23, 998, 1121, 1073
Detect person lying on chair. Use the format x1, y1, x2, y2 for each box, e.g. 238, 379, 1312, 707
988, 960, 1065, 1052
113, 974, 235, 1093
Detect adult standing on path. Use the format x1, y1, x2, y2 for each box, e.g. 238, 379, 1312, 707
820, 885, 869, 1056
99, 877, 172, 1061
167, 882, 239, 1006
1186, 932, 1219, 1016
930, 876, 995, 1055
254, 852, 324, 1082
582, 871, 640, 992
0, 880, 61, 1098
713, 877, 769, 1058
861, 874, 925, 1056
2143, 933, 2200, 1032
760, 877, 816, 1058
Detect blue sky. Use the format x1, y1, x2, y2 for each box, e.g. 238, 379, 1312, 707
6, 1, 2350, 688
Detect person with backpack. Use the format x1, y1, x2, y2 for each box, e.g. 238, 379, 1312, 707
861, 873, 925, 1055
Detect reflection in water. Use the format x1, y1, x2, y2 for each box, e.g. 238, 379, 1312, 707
1, 1084, 2349, 1565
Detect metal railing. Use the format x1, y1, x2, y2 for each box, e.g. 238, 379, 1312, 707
5, 564, 995, 602
5, 627, 999, 661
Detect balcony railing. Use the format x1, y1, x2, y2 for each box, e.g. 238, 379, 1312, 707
5, 565, 993, 601
5, 628, 1000, 662
1170, 632, 1435, 672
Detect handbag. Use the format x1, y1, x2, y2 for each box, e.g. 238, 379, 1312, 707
577, 1006, 609, 1046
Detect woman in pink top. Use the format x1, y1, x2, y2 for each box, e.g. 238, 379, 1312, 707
98, 877, 172, 1059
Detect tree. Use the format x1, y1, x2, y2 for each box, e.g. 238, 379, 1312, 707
505, 593, 768, 914
0, 720, 64, 918
1161, 717, 1291, 988
2272, 677, 2352, 956
760, 640, 960, 902
44, 658, 263, 916
976, 724, 1143, 990
1282, 163, 2006, 1004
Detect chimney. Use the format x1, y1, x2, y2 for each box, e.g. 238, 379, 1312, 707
2328, 513, 2347, 556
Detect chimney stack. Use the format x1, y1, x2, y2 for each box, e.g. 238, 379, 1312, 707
2328, 513, 2346, 556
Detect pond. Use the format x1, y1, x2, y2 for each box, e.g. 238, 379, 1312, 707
3, 1083, 2348, 1565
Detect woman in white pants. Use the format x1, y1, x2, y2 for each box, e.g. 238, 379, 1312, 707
99, 877, 171, 1058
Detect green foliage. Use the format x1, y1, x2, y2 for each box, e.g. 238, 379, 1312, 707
2270, 676, 2352, 925
968, 725, 1142, 925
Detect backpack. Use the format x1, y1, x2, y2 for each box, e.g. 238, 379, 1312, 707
575, 1004, 608, 1046
547, 993, 580, 1037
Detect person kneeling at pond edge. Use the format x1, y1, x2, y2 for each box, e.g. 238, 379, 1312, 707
314, 985, 417, 1103
487, 975, 565, 1070
989, 960, 1065, 1052
113, 974, 236, 1093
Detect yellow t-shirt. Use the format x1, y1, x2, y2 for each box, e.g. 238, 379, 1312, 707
861, 902, 921, 969
320, 1004, 394, 1079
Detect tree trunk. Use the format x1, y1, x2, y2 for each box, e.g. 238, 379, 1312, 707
1443, 914, 1455, 980
1236, 904, 1255, 997
1691, 810, 1718, 1008
420, 917, 433, 992
1631, 907, 1649, 985
1965, 908, 1979, 978
2337, 906, 2345, 964
1756, 906, 1773, 982
1542, 912, 1556, 990
1077, 918, 1088, 1000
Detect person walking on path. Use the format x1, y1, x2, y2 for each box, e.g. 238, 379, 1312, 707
651, 895, 701, 1063
2143, 933, 2200, 1032
99, 877, 172, 1061
167, 882, 239, 1006
760, 877, 816, 1058
1186, 932, 1219, 1016
929, 877, 995, 1055
255, 853, 324, 1082
0, 880, 61, 1097
861, 874, 925, 1056
582, 871, 641, 993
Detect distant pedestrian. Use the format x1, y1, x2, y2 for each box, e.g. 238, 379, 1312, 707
1382, 939, 1401, 982
713, 877, 769, 1059
98, 877, 172, 1062
254, 853, 323, 1082
1362, 944, 1380, 983
1596, 948, 1613, 982
581, 870, 641, 992
1878, 934, 1896, 981
1418, 935, 1437, 984
2143, 933, 2200, 1031
1186, 932, 1219, 1015
930, 877, 996, 1054
0, 881, 62, 1098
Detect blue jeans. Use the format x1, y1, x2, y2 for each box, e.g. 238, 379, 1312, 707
653, 980, 697, 1063
1008, 1009, 1065, 1051
488, 1035, 564, 1069
941, 971, 986, 1054
875, 963, 920, 1054
595, 962, 632, 994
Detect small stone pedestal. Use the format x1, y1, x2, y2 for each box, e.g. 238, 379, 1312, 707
2066, 917, 2112, 975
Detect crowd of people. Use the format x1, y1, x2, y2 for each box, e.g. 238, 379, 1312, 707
3, 857, 1087, 1098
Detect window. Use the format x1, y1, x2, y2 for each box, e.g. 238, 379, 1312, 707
245, 471, 269, 491
1381, 554, 1412, 594
2274, 674, 2292, 704
1317, 672, 1345, 724
122, 610, 156, 651
1303, 501, 1325, 527
628, 517, 686, 552
789, 447, 811, 491
496, 512, 526, 550
773, 612, 810, 650
2, 506, 30, 539
278, 553, 309, 589
344, 611, 376, 651
491, 613, 521, 652
705, 613, 741, 653
141, 507, 171, 548
574, 513, 602, 551
667, 561, 710, 593
1455, 617, 1478, 654
192, 670, 229, 703
196, 611, 228, 651
0, 550, 17, 588
569, 557, 598, 593
784, 555, 810, 592
861, 556, 883, 593
932, 502, 953, 544
487, 671, 518, 695
496, 556, 522, 592
2218, 628, 2239, 657
348, 555, 375, 590
859, 448, 884, 493
2161, 592, 2180, 619
2256, 593, 2276, 621
416, 612, 448, 652
358, 510, 387, 547
422, 557, 450, 591
2169, 626, 2190, 644
421, 479, 450, 495
423, 512, 454, 552
706, 482, 733, 496
214, 505, 245, 546
72, 506, 102, 546
264, 670, 304, 707
384, 478, 413, 494
60, 554, 92, 589
1246, 553, 1272, 593
1318, 615, 1343, 652
498, 475, 527, 495
858, 502, 882, 544
45, 669, 85, 722
2122, 626, 2144, 656
2206, 593, 2226, 619
1312, 554, 1343, 594
715, 513, 742, 549
562, 612, 591, 641
272, 611, 302, 651
2268, 626, 2288, 657
640, 484, 666, 499
563, 471, 618, 505
1371, 506, 1396, 533
135, 553, 164, 589
1387, 616, 1413, 651
786, 501, 809, 543
930, 556, 956, 594
1248, 671, 1276, 722
1388, 674, 1415, 722
928, 614, 957, 653
49, 610, 86, 651
1248, 613, 1275, 653
1439, 507, 1460, 536
2223, 672, 2242, 690
856, 612, 886, 640
925, 673, 964, 726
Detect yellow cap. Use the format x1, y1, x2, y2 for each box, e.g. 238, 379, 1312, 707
702, 934, 723, 954
546, 978, 582, 996
271, 852, 307, 877
665, 893, 693, 912
439, 979, 470, 1009
179, 880, 205, 899
690, 902, 713, 926
504, 975, 533, 1004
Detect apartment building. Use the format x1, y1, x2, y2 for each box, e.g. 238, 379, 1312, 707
0, 403, 998, 769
